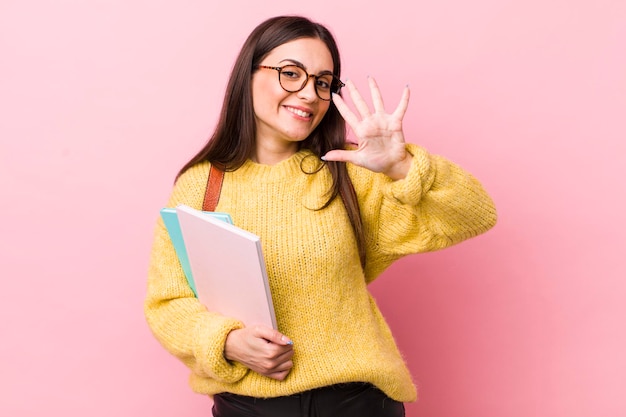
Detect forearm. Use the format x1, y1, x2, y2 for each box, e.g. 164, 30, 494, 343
355, 144, 497, 277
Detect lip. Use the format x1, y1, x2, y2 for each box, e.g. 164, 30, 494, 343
283, 105, 313, 119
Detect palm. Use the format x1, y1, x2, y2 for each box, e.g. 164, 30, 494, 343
324, 77, 410, 177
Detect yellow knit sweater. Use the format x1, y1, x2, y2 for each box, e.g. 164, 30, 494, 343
145, 144, 497, 402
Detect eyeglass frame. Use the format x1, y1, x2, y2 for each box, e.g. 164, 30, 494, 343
257, 65, 345, 101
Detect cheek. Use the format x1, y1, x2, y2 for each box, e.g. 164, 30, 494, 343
252, 76, 277, 111
252, 85, 288, 115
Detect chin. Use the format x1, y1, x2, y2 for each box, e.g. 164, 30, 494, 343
284, 131, 313, 142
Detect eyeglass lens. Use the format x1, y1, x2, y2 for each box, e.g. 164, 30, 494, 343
278, 65, 338, 100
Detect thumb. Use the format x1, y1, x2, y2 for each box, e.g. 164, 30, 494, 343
321, 149, 354, 163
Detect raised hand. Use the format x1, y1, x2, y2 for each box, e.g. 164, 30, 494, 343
322, 77, 412, 180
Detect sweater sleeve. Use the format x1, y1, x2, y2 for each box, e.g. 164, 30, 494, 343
144, 163, 248, 383
352, 144, 498, 282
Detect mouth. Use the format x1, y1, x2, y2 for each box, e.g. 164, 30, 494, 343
285, 106, 313, 118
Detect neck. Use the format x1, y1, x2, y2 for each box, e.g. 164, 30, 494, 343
252, 141, 299, 165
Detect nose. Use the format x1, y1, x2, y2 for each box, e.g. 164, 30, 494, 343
297, 75, 318, 101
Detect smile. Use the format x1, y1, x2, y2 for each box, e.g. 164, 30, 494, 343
285, 106, 312, 118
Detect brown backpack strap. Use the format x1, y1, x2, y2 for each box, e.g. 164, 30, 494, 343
202, 164, 224, 211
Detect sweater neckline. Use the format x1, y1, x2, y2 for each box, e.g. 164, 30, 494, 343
236, 149, 320, 183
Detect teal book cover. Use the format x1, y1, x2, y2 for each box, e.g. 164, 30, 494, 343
160, 208, 233, 297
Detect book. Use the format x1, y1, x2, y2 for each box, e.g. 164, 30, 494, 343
174, 204, 277, 329
160, 208, 233, 297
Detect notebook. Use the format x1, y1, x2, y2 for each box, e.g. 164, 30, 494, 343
175, 204, 277, 329
160, 207, 233, 297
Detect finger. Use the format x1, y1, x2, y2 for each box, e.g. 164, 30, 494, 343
252, 325, 293, 346
273, 359, 293, 373
322, 149, 357, 164
268, 355, 294, 375
274, 346, 295, 362
261, 341, 295, 363
267, 369, 291, 381
255, 350, 293, 375
345, 79, 371, 118
391, 85, 410, 120
257, 353, 293, 373
368, 76, 386, 114
254, 361, 291, 379
332, 92, 361, 129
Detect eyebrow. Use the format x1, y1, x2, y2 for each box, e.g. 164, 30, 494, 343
278, 59, 334, 75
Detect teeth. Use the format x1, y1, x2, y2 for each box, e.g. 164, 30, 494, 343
287, 107, 311, 118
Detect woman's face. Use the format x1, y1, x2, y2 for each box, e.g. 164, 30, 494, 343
252, 37, 334, 153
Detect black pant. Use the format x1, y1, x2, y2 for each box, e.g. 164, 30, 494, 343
212, 382, 405, 417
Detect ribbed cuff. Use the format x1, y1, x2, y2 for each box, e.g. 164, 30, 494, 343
384, 144, 435, 205
193, 315, 249, 383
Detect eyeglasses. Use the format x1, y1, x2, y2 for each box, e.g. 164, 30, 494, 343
257, 65, 345, 101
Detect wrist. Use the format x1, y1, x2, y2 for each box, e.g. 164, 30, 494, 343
223, 328, 241, 362
384, 152, 413, 180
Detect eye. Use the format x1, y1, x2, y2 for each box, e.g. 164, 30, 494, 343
282, 71, 299, 79
316, 76, 332, 90
280, 66, 303, 80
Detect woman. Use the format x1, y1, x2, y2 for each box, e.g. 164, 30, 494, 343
145, 15, 497, 417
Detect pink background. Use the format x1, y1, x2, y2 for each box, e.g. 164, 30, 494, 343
1, 1, 624, 416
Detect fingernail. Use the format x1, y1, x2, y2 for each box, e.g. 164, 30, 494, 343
287, 340, 294, 345
320, 155, 327, 161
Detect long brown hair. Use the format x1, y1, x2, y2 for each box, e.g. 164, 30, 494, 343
178, 16, 365, 267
